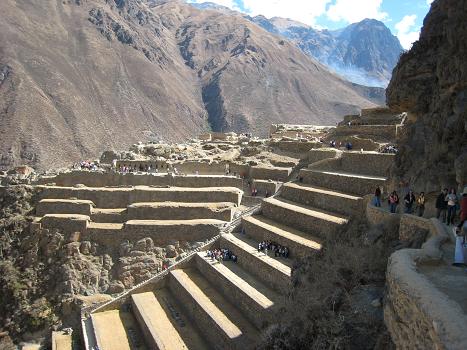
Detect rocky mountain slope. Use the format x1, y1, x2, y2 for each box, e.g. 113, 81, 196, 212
0, 0, 380, 171
248, 17, 403, 87
387, 0, 466, 192
191, 3, 403, 87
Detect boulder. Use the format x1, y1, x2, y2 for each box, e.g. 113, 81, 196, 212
107, 281, 125, 294
165, 245, 177, 258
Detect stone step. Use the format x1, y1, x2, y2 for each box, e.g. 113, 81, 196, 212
91, 310, 146, 350
261, 197, 348, 238
131, 291, 211, 350
169, 269, 258, 350
299, 169, 387, 196
242, 215, 322, 258
195, 252, 280, 329
91, 208, 126, 223
220, 233, 291, 292
280, 182, 363, 216
127, 202, 235, 222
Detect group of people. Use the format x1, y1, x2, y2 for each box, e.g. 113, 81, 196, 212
77, 160, 99, 171
380, 144, 398, 154
436, 187, 466, 226
374, 186, 467, 227
206, 248, 238, 263
374, 186, 426, 216
257, 240, 290, 258
118, 164, 162, 173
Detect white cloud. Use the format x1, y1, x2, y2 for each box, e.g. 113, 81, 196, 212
326, 0, 388, 23
241, 0, 331, 27
395, 14, 420, 49
189, 0, 240, 11
426, 0, 434, 5
188, 0, 396, 28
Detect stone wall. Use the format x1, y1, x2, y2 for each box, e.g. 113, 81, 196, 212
385, 219, 467, 350
332, 125, 397, 141
251, 180, 281, 196
250, 166, 291, 182
365, 200, 400, 227
300, 169, 387, 196
36, 171, 243, 189
126, 202, 234, 222
269, 140, 321, 154
38, 186, 243, 208
378, 205, 467, 350
36, 199, 94, 216
281, 183, 363, 216
307, 148, 339, 164
173, 161, 227, 175
84, 220, 223, 247
398, 214, 430, 242
340, 152, 394, 177
40, 214, 89, 233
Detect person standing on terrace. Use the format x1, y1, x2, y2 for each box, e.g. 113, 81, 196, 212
446, 188, 458, 225
436, 188, 448, 223
417, 192, 426, 217
374, 186, 382, 207
404, 190, 416, 214
389, 191, 399, 213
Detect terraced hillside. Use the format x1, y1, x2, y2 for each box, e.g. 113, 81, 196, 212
83, 149, 394, 350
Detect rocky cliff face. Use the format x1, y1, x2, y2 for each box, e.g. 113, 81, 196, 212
247, 16, 403, 87
0, 0, 379, 170
387, 0, 466, 192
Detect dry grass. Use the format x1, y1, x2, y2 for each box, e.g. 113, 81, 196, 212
259, 219, 399, 350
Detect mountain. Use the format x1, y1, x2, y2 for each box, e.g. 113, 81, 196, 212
249, 17, 404, 87
0, 0, 381, 170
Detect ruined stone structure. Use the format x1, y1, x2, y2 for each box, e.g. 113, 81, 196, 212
7, 115, 465, 350
79, 147, 394, 350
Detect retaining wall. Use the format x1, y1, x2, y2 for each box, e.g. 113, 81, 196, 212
36, 171, 243, 189
126, 202, 234, 222
384, 218, 467, 350
36, 199, 94, 216
38, 186, 243, 208
250, 166, 291, 182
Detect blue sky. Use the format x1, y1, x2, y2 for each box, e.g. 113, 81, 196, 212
188, 0, 434, 49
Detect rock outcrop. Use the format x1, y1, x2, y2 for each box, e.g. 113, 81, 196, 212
387, 0, 467, 193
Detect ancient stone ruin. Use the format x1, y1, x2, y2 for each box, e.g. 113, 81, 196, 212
1, 106, 466, 350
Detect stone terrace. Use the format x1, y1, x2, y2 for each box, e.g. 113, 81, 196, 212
82, 148, 394, 350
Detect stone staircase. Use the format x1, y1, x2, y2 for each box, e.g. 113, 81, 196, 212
85, 150, 393, 350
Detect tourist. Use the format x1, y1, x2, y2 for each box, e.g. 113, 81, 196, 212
404, 190, 416, 214
436, 188, 448, 223
416, 192, 426, 217
345, 142, 353, 151
374, 186, 382, 207
388, 191, 399, 213
446, 188, 458, 225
